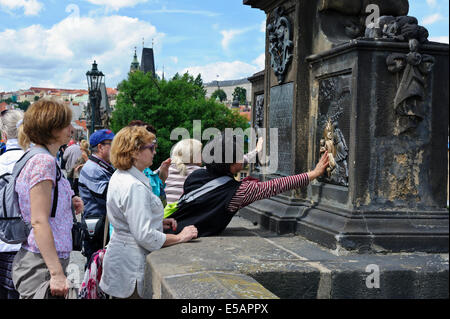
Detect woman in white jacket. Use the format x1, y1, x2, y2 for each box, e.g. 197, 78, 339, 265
0, 109, 25, 299
99, 125, 198, 299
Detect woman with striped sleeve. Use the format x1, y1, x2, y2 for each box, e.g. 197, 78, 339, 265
169, 132, 329, 237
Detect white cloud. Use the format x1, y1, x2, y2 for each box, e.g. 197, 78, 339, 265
143, 6, 219, 17
0, 15, 164, 90
220, 25, 262, 50
181, 61, 259, 83
252, 53, 265, 70
422, 13, 444, 26
426, 0, 437, 7
429, 36, 449, 43
260, 20, 266, 33
84, 0, 148, 11
169, 56, 179, 64
0, 0, 43, 16
220, 29, 246, 50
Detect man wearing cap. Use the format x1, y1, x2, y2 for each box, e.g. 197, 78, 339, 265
78, 129, 115, 267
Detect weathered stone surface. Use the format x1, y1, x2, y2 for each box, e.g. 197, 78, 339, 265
143, 216, 449, 299
161, 272, 278, 299
244, 0, 448, 254
244, 38, 449, 254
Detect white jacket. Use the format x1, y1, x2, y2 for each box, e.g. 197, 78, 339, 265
99, 166, 166, 298
0, 139, 24, 253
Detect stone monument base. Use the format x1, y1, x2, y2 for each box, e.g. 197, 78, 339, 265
144, 216, 449, 299
239, 201, 449, 253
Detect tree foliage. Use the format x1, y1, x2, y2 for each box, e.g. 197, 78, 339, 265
110, 71, 249, 168
232, 86, 247, 104
211, 89, 227, 102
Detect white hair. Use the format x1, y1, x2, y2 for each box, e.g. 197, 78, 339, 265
1, 109, 24, 140
170, 139, 202, 176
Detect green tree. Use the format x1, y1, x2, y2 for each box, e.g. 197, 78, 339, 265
17, 101, 30, 111
211, 89, 227, 102
110, 71, 249, 168
232, 86, 247, 104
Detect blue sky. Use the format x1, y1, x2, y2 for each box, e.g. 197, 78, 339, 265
0, 0, 448, 93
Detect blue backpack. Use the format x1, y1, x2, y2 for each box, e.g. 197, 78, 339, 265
0, 147, 59, 244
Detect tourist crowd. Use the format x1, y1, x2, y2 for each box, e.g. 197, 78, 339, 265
0, 98, 328, 299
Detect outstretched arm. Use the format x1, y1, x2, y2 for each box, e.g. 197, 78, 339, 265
228, 153, 329, 212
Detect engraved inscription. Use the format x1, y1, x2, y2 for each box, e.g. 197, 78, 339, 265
269, 83, 294, 176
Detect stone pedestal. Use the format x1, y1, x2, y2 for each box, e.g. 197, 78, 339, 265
299, 39, 449, 253
242, 0, 449, 253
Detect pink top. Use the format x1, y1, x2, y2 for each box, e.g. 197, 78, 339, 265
15, 153, 74, 259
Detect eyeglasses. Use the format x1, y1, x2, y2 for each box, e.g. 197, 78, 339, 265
141, 143, 156, 152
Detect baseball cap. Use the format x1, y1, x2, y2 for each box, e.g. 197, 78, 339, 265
90, 129, 115, 147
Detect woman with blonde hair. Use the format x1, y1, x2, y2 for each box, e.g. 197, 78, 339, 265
165, 139, 203, 204
99, 125, 197, 299
12, 99, 84, 299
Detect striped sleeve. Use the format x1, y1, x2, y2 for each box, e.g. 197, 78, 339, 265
227, 173, 310, 212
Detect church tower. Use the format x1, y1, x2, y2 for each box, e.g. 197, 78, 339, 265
130, 48, 140, 73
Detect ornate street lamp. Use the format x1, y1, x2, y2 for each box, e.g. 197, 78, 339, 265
86, 60, 104, 135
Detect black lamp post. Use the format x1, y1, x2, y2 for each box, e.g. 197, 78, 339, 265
86, 60, 104, 135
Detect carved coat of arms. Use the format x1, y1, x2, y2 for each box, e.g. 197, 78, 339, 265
267, 7, 293, 84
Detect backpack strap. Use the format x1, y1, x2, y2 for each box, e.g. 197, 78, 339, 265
51, 164, 61, 218
11, 147, 49, 177
178, 176, 233, 206
88, 155, 115, 175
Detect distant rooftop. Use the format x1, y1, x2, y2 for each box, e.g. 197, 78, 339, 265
204, 78, 250, 87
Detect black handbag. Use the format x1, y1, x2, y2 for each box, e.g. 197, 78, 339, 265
71, 204, 85, 251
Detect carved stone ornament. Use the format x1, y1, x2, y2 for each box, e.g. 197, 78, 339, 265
318, 81, 350, 187
365, 16, 435, 133
364, 15, 429, 43
267, 7, 293, 84
318, 109, 349, 187
253, 94, 264, 170
254, 94, 264, 131
387, 39, 435, 124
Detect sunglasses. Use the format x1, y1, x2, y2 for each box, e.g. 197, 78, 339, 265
141, 143, 156, 152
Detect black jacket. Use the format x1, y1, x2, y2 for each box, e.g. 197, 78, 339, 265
169, 168, 241, 237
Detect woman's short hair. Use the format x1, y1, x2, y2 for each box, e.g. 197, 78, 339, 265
170, 139, 202, 176
19, 99, 72, 147
110, 125, 155, 170
0, 109, 24, 140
